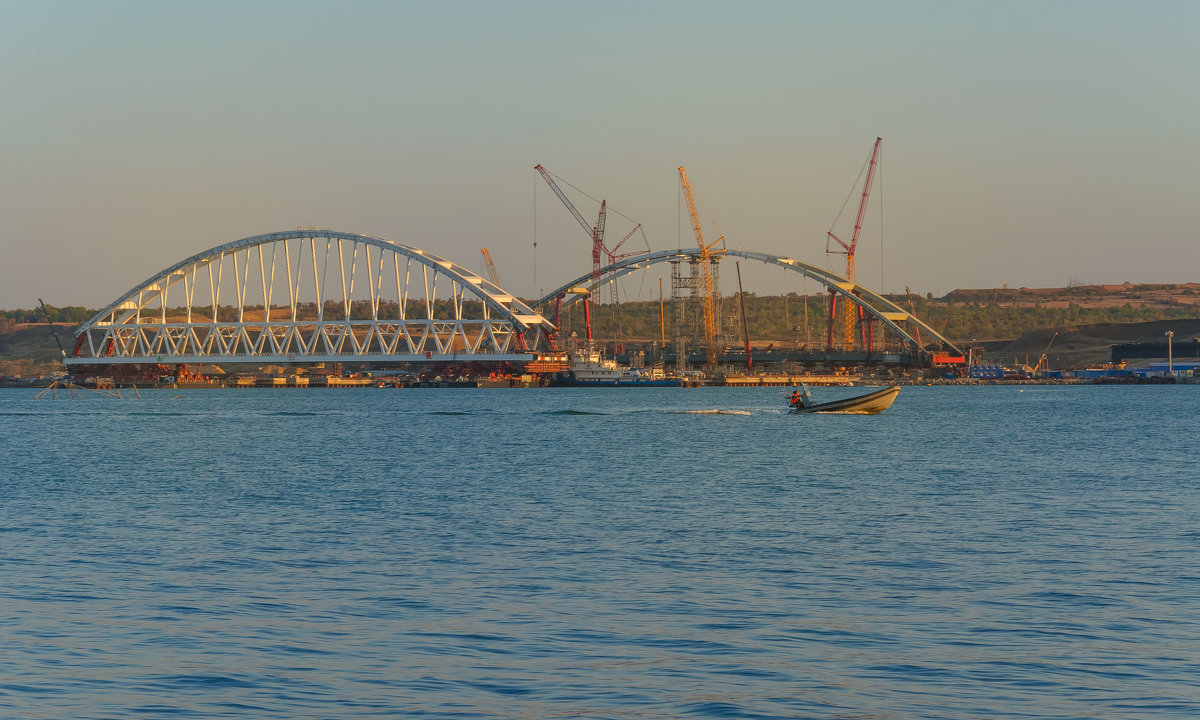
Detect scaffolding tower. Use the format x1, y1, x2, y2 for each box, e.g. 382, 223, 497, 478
670, 255, 724, 372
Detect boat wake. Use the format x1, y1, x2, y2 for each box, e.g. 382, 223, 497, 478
675, 409, 752, 416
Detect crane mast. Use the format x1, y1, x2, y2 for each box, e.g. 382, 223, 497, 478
827, 137, 881, 348
679, 166, 719, 366
593, 201, 606, 282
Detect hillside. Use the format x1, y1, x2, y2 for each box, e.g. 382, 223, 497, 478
0, 322, 72, 377
891, 282, 1200, 344
921, 282, 1200, 367
979, 319, 1200, 370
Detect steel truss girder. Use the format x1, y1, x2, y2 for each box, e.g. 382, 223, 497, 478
536, 248, 962, 356
67, 230, 556, 366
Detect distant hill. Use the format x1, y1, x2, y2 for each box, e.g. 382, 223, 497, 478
942, 282, 1200, 311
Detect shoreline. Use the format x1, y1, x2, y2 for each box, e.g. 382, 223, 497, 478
2, 376, 1188, 391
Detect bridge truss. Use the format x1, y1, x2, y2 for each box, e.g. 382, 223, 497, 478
536, 248, 963, 357
66, 230, 557, 369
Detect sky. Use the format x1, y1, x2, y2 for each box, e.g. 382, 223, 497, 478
2, 0, 1197, 310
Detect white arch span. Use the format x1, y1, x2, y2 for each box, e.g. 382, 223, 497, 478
67, 230, 556, 366
536, 248, 962, 356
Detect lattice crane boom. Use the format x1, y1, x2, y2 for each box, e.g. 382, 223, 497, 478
535, 163, 612, 290
535, 164, 592, 237
608, 223, 643, 261
480, 248, 503, 286
592, 200, 607, 281
679, 166, 719, 366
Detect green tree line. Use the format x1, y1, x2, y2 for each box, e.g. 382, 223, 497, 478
3, 306, 95, 325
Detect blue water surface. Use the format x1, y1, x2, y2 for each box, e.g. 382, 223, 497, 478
1, 384, 1198, 719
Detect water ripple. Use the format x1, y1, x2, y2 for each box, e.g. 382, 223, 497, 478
2, 385, 1199, 719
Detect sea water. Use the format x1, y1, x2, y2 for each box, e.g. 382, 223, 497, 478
1, 385, 1198, 719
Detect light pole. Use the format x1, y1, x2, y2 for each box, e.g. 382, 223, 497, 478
1165, 331, 1174, 375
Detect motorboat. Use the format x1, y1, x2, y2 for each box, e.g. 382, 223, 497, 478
787, 383, 900, 414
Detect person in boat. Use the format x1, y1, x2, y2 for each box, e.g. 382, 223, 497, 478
789, 389, 805, 408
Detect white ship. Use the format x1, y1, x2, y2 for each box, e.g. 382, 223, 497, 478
552, 345, 680, 387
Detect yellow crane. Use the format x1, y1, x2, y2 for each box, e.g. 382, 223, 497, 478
1031, 332, 1058, 375
678, 166, 724, 366
480, 248, 503, 287
1021, 331, 1058, 375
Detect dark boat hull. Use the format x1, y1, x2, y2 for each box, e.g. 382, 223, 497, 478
550, 371, 682, 387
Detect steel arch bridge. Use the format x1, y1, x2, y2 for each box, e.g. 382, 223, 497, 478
537, 248, 963, 356
65, 230, 557, 369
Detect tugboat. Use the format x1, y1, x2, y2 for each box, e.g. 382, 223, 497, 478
550, 291, 682, 387
551, 345, 682, 387
552, 345, 623, 386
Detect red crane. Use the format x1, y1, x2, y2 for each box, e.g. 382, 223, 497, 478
534, 164, 647, 281
605, 223, 645, 265
534, 164, 608, 284
826, 137, 881, 349
535, 164, 649, 349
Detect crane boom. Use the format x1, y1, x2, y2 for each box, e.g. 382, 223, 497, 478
593, 200, 607, 280
827, 137, 882, 261
480, 248, 503, 287
38, 298, 66, 359
904, 286, 923, 347
536, 163, 611, 349
1033, 332, 1058, 375
609, 223, 642, 260
535, 164, 592, 237
535, 163, 609, 287
535, 164, 651, 355
679, 166, 718, 366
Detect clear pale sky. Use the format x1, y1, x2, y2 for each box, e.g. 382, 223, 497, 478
2, 0, 1196, 309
